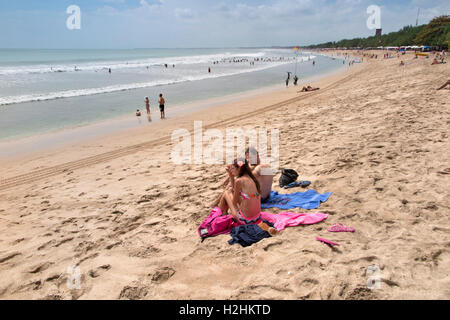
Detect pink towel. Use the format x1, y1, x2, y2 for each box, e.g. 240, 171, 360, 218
198, 207, 328, 239
260, 211, 328, 231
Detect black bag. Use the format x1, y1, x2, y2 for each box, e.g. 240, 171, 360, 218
279, 169, 299, 187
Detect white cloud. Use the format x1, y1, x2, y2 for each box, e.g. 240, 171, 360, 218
175, 8, 196, 20
140, 0, 165, 11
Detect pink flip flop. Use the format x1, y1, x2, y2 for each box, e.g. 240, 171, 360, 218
328, 223, 355, 233
316, 237, 339, 247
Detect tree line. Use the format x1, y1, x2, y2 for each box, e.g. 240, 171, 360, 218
306, 15, 449, 49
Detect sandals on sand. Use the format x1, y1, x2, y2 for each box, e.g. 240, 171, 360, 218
316, 223, 354, 248
316, 237, 339, 247
283, 180, 311, 189
328, 223, 355, 233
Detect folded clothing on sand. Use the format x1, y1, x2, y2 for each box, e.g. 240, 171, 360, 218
261, 190, 332, 210
198, 207, 328, 240
228, 224, 271, 247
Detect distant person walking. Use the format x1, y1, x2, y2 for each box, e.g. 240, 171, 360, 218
159, 94, 165, 119
285, 72, 291, 87
145, 97, 150, 115
208, 67, 211, 73
109, 68, 111, 74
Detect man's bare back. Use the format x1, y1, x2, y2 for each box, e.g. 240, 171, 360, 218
252, 164, 274, 200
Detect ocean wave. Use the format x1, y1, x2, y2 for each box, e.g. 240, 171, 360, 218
0, 59, 307, 106
0, 51, 270, 76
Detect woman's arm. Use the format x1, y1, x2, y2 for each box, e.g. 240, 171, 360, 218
226, 165, 235, 191
225, 179, 241, 221
232, 179, 242, 206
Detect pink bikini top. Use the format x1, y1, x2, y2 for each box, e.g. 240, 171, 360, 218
240, 191, 260, 200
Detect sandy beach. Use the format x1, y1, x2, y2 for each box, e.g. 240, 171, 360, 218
0, 51, 449, 300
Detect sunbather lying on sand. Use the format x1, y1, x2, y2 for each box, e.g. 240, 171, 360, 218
210, 147, 274, 207
219, 158, 263, 223
437, 79, 450, 90
299, 85, 320, 92
431, 58, 445, 65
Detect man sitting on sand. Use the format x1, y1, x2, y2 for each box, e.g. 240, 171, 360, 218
210, 147, 274, 207
300, 85, 320, 92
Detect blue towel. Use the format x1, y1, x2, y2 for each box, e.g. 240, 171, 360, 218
228, 224, 271, 247
261, 189, 332, 210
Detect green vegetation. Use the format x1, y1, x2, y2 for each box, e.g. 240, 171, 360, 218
306, 15, 449, 49
414, 15, 450, 48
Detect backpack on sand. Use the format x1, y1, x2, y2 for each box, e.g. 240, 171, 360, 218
198, 207, 239, 241
279, 169, 299, 188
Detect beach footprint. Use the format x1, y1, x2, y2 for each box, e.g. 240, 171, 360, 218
88, 264, 111, 278
150, 267, 176, 283
119, 285, 148, 300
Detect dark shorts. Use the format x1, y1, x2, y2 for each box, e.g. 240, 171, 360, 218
159, 104, 164, 112
261, 195, 270, 204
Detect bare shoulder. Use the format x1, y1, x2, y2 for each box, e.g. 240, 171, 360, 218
253, 163, 270, 173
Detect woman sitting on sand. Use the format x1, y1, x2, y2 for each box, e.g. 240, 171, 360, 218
219, 158, 262, 224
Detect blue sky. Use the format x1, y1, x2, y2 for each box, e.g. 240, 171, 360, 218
0, 0, 448, 48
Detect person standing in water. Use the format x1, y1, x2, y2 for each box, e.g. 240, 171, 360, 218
159, 94, 165, 119
145, 97, 150, 115
285, 72, 291, 87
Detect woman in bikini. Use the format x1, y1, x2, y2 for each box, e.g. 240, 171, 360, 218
219, 158, 262, 224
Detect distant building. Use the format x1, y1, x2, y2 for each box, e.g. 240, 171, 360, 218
375, 29, 382, 36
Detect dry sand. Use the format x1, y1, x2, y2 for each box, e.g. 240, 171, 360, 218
0, 51, 449, 300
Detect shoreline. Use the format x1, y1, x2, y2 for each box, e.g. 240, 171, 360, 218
0, 62, 347, 162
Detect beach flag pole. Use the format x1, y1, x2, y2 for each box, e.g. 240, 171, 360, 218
294, 46, 299, 76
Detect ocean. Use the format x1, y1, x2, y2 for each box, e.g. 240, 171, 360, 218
0, 48, 345, 142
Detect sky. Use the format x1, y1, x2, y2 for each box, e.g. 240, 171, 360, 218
0, 0, 448, 49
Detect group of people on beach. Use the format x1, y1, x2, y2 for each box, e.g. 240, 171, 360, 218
209, 147, 276, 229
136, 94, 166, 120
431, 51, 446, 65
285, 72, 299, 87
